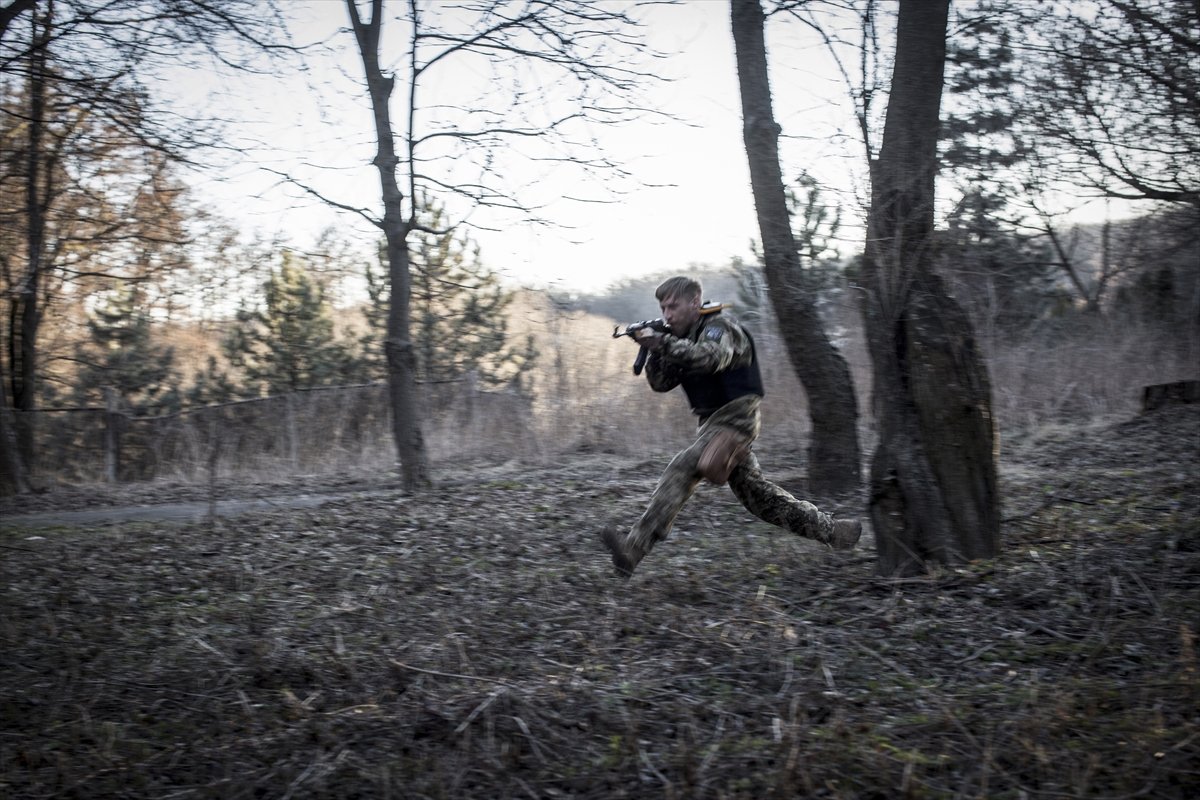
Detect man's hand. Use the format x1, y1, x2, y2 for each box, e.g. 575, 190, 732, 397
634, 327, 666, 350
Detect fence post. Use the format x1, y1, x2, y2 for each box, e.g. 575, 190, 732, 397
207, 410, 220, 522
464, 369, 478, 423
286, 392, 298, 469
104, 386, 120, 483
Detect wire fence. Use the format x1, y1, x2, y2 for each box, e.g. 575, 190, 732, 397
6, 311, 1193, 491
11, 379, 536, 486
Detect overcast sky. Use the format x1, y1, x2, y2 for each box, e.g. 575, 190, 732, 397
171, 1, 878, 295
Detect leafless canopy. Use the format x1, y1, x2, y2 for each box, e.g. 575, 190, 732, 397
1021, 0, 1200, 208
327, 0, 671, 236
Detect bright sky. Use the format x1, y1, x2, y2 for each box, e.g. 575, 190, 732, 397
177, 1, 871, 295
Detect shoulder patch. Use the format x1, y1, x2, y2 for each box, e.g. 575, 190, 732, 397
704, 326, 724, 342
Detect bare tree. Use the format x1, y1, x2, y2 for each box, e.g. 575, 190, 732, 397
344, 0, 428, 489
730, 0, 862, 497
5, 6, 52, 468
0, 0, 35, 55
1023, 0, 1199, 209
939, 0, 1199, 314
340, 0, 658, 490
0, 0, 290, 479
859, 0, 1000, 575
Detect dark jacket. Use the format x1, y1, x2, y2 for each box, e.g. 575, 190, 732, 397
645, 310, 764, 419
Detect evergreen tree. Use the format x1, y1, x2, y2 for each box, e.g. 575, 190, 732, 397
184, 355, 241, 406
786, 171, 844, 291
73, 283, 180, 415
361, 196, 535, 388
355, 256, 390, 383
938, 5, 1073, 328
934, 190, 1067, 333
942, 7, 1024, 201
939, 2, 1197, 318
223, 251, 355, 396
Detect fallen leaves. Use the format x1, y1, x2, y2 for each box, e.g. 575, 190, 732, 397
1, 407, 1197, 797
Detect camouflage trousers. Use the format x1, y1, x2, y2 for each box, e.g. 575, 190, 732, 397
625, 394, 835, 560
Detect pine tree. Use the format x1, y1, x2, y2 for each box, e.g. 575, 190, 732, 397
786, 171, 843, 291
223, 251, 355, 396
934, 191, 1066, 333
361, 196, 535, 388
184, 355, 241, 406
73, 284, 180, 415
938, 7, 1081, 328
356, 256, 390, 383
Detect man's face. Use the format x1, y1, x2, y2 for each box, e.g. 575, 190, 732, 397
659, 292, 702, 335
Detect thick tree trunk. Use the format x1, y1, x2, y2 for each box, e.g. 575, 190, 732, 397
730, 0, 862, 497
860, 0, 1000, 575
348, 0, 430, 490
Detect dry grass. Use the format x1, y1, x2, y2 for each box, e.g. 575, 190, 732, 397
17, 287, 1194, 492
985, 317, 1198, 430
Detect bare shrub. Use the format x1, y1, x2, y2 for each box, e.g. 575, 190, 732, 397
14, 285, 875, 488
122, 384, 396, 482
510, 292, 697, 459
985, 315, 1199, 430
424, 379, 540, 464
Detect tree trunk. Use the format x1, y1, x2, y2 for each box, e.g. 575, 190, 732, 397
12, 6, 51, 470
730, 0, 861, 497
347, 0, 430, 490
0, 356, 30, 495
860, 0, 1000, 575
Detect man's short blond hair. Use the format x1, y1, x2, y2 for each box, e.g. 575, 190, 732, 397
655, 276, 702, 303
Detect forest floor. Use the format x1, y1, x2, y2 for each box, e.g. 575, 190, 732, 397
2, 405, 1198, 799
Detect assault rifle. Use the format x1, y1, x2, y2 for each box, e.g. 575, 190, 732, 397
612, 301, 728, 375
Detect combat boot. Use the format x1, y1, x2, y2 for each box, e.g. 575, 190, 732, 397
826, 518, 862, 550
599, 526, 646, 578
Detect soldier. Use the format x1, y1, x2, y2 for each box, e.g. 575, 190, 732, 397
601, 276, 862, 577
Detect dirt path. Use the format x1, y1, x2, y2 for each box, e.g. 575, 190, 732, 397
0, 453, 646, 529
1, 490, 383, 529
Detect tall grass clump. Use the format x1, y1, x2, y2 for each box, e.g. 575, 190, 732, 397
985, 313, 1198, 431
